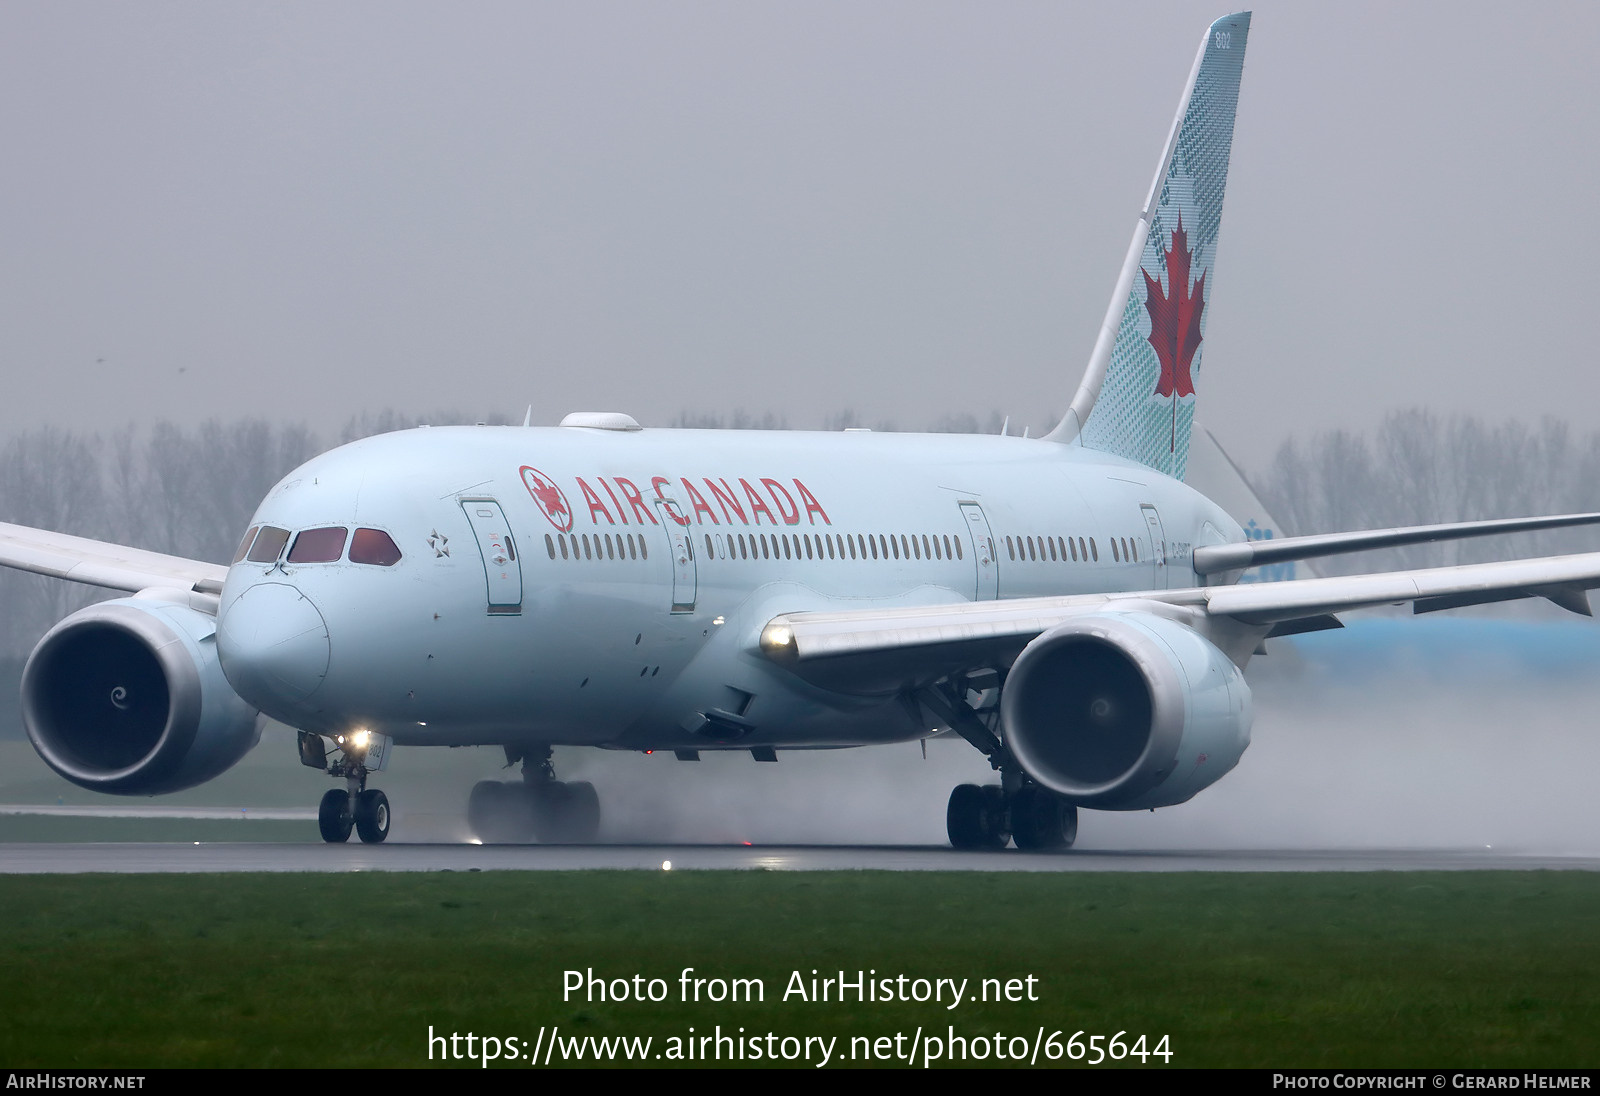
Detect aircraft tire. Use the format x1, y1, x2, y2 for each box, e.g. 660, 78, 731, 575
1010, 786, 1077, 850
468, 780, 532, 843
947, 784, 1007, 850
318, 788, 353, 843
559, 781, 600, 843
531, 781, 601, 843
355, 788, 391, 844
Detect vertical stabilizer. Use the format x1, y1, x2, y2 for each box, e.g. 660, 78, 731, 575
1046, 12, 1250, 481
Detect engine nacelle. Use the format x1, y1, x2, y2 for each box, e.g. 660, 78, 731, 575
21, 596, 262, 795
1000, 610, 1252, 810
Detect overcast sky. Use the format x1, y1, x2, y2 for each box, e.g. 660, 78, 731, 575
2, 1, 1596, 469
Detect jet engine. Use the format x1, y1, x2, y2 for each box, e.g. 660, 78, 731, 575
1000, 611, 1252, 810
21, 597, 261, 795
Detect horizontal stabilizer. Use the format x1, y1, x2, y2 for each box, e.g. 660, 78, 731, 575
1191, 512, 1600, 576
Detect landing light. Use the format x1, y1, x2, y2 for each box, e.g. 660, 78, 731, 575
759, 622, 796, 661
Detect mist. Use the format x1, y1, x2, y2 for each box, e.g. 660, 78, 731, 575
367, 613, 1600, 853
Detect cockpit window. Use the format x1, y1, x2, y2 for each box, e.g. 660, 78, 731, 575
350, 528, 402, 567
288, 526, 348, 564
232, 526, 260, 564
246, 526, 291, 563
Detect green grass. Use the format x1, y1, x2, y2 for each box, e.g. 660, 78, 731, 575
1, 871, 1597, 1068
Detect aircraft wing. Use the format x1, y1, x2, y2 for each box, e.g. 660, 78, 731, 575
758, 551, 1600, 693
0, 521, 226, 598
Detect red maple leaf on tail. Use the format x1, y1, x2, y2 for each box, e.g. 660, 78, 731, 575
1141, 213, 1207, 452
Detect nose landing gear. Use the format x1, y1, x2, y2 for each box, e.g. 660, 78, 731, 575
304, 730, 392, 844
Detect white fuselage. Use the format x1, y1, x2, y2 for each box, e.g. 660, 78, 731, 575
215, 424, 1241, 751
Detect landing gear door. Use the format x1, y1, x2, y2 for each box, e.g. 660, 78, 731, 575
959, 502, 998, 601
654, 497, 697, 614
1141, 504, 1170, 589
460, 498, 523, 615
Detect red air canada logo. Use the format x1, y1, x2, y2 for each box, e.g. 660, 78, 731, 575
1142, 213, 1207, 452
520, 466, 574, 532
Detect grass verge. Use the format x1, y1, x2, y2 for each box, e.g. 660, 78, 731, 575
0, 870, 1596, 1068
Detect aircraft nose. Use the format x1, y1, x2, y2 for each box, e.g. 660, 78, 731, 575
217, 581, 331, 707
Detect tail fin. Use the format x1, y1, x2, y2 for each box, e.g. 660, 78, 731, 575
1045, 11, 1251, 480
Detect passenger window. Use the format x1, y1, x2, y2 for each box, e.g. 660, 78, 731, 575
705, 534, 714, 560
953, 538, 963, 560
349, 527, 401, 566
1049, 537, 1058, 562
559, 536, 569, 560
1006, 536, 1015, 561
1090, 538, 1098, 562
288, 526, 348, 564
545, 534, 556, 560
233, 526, 260, 564
247, 526, 291, 563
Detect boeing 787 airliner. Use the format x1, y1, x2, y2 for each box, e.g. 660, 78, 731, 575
6, 11, 1600, 849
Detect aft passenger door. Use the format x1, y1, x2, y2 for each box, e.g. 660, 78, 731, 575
460, 498, 523, 615
1141, 504, 1170, 589
959, 502, 998, 601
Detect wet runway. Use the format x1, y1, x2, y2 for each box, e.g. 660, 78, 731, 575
2, 842, 1598, 874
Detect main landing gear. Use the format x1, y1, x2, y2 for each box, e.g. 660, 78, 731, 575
917, 674, 1079, 852
302, 730, 392, 844
946, 782, 1077, 850
467, 745, 600, 844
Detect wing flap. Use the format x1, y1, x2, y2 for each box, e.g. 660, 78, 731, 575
1192, 512, 1600, 575
0, 521, 226, 595
1205, 552, 1600, 624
